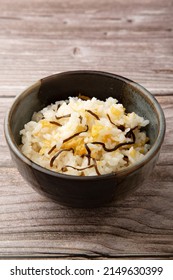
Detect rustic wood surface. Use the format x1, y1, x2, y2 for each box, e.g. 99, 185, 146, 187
0, 0, 173, 258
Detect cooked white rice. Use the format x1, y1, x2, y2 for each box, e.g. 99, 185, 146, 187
20, 96, 150, 176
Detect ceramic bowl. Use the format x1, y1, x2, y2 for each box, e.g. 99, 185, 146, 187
4, 71, 166, 207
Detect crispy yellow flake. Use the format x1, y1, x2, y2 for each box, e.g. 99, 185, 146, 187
40, 119, 60, 129
39, 147, 46, 155
111, 105, 123, 118
139, 148, 145, 154
42, 139, 51, 146
75, 144, 86, 156
129, 147, 137, 158
34, 120, 61, 137
40, 120, 51, 127
62, 138, 86, 156
91, 150, 102, 160
33, 131, 39, 136
102, 134, 112, 142
85, 113, 92, 125
91, 124, 104, 137
32, 143, 40, 152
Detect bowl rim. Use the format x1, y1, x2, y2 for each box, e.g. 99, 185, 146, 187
4, 70, 166, 180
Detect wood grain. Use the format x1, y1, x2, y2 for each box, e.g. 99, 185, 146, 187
0, 0, 173, 258
0, 165, 173, 257
0, 0, 173, 97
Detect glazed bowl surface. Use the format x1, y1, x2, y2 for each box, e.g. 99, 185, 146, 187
4, 71, 165, 207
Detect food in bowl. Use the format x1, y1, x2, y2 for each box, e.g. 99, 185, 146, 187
20, 95, 150, 176
5, 71, 165, 207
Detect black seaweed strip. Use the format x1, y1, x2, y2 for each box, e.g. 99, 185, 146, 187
48, 144, 56, 155
63, 125, 89, 143
78, 94, 91, 100
86, 110, 100, 120
92, 158, 101, 176
49, 121, 62, 126
91, 128, 136, 152
55, 114, 71, 120
79, 115, 83, 124
107, 113, 125, 131
50, 148, 74, 167
84, 143, 91, 165
62, 164, 95, 172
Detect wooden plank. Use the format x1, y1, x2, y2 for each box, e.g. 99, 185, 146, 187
0, 165, 172, 257
0, 38, 173, 96
0, 0, 173, 96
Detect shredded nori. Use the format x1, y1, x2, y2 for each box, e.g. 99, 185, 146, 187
79, 115, 83, 124
86, 109, 100, 120
55, 114, 71, 120
82, 144, 100, 174
123, 155, 129, 165
117, 125, 125, 131
92, 158, 101, 176
84, 143, 92, 165
62, 158, 101, 176
78, 94, 91, 100
123, 155, 129, 162
53, 104, 61, 112
107, 113, 125, 131
48, 144, 56, 155
57, 104, 61, 111
90, 128, 136, 152
49, 121, 62, 126
63, 125, 89, 143
50, 148, 74, 167
125, 126, 137, 141
62, 164, 95, 172
107, 113, 116, 126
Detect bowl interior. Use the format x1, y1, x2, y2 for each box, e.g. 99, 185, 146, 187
8, 71, 160, 155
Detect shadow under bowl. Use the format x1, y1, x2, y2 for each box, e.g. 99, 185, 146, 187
4, 71, 166, 207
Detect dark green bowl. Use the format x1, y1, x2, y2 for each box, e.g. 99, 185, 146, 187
4, 71, 166, 207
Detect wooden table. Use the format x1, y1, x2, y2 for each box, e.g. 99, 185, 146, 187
0, 0, 173, 259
